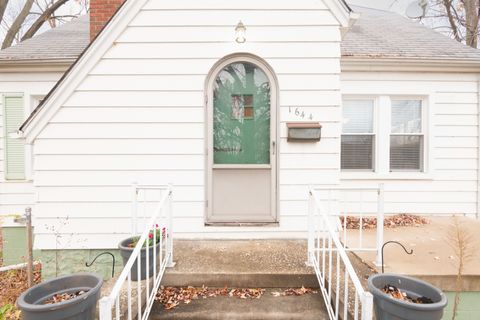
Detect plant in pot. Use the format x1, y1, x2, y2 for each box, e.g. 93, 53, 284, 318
17, 272, 103, 320
118, 225, 166, 281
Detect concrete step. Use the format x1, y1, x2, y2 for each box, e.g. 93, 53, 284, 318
162, 240, 317, 288
149, 288, 328, 320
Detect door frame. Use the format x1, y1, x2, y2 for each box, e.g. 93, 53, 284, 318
204, 53, 279, 224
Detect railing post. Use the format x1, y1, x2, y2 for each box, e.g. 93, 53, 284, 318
166, 184, 175, 267
307, 187, 315, 266
99, 297, 112, 320
131, 182, 138, 235
361, 292, 374, 320
375, 183, 385, 266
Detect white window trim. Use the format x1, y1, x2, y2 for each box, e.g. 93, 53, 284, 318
341, 94, 434, 181
24, 95, 44, 181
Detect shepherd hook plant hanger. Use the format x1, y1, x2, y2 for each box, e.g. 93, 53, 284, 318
85, 252, 116, 278
381, 241, 413, 273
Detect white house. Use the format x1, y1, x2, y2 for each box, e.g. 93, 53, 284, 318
2, 0, 480, 276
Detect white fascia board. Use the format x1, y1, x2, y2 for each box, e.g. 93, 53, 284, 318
323, 0, 352, 27
341, 57, 480, 73
20, 0, 150, 144
0, 59, 74, 73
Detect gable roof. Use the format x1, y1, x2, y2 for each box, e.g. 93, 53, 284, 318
342, 6, 480, 61
18, 0, 353, 142
0, 16, 89, 64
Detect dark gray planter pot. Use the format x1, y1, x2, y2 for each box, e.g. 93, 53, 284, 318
368, 274, 447, 320
119, 236, 160, 281
17, 273, 103, 320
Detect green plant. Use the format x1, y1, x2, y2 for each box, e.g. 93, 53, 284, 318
128, 226, 166, 248
0, 303, 21, 319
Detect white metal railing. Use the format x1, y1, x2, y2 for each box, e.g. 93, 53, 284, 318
311, 185, 384, 266
308, 186, 373, 320
99, 184, 174, 320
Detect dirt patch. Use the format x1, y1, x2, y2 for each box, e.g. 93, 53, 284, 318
0, 265, 41, 305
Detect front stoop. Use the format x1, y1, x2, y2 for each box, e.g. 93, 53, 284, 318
149, 240, 328, 319
150, 288, 328, 320
162, 240, 318, 288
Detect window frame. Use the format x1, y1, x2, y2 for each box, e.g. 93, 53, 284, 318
341, 95, 432, 180
340, 97, 378, 172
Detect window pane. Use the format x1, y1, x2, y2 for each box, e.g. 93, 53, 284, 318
390, 135, 423, 171
342, 100, 373, 133
213, 62, 270, 164
391, 100, 421, 133
341, 135, 374, 170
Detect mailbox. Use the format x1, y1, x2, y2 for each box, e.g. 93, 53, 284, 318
287, 122, 322, 142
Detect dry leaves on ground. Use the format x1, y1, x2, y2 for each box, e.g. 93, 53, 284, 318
0, 264, 42, 306
271, 286, 317, 297
156, 286, 316, 310
340, 214, 429, 230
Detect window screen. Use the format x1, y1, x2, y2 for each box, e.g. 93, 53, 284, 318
341, 100, 375, 170
390, 100, 423, 171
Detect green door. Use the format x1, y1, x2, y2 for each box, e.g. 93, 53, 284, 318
213, 62, 271, 164
209, 60, 276, 223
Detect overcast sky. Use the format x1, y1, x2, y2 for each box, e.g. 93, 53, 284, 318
347, 0, 414, 15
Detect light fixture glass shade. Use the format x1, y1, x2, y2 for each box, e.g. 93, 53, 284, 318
235, 21, 246, 43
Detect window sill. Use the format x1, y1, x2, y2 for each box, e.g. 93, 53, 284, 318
1, 179, 34, 183
341, 172, 433, 181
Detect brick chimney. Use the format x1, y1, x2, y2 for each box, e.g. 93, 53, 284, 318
90, 0, 125, 40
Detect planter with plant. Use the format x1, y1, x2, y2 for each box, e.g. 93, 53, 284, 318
17, 273, 103, 320
118, 225, 166, 281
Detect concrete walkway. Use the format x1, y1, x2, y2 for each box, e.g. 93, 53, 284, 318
348, 216, 480, 290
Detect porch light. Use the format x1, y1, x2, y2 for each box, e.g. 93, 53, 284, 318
235, 21, 246, 43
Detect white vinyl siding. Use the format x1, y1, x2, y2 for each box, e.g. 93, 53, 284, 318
31, 0, 343, 249
341, 71, 478, 216
0, 72, 63, 216
3, 95, 25, 180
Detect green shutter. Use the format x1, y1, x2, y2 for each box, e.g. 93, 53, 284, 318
3, 95, 25, 180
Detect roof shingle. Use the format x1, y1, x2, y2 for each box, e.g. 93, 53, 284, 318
0, 15, 89, 62
1, 6, 480, 63
342, 6, 480, 60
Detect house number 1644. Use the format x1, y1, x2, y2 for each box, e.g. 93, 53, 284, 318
289, 107, 313, 120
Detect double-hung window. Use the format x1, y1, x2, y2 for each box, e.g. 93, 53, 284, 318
390, 100, 424, 171
341, 100, 375, 171
341, 97, 427, 175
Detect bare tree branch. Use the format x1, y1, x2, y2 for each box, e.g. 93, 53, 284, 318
1, 0, 34, 49
443, 0, 464, 42
21, 0, 70, 41
0, 0, 9, 27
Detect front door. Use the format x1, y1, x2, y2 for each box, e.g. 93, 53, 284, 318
206, 58, 277, 223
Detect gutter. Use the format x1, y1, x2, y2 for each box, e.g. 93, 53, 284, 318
0, 58, 76, 72
341, 57, 480, 73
